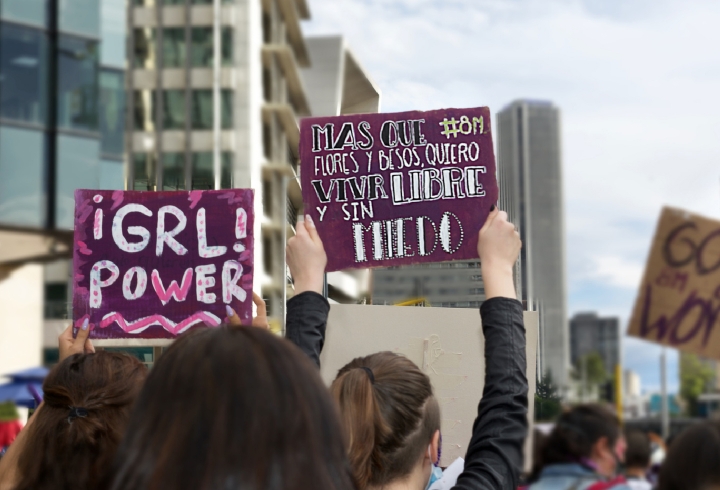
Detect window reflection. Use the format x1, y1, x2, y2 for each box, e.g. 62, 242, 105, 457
100, 69, 125, 156
57, 35, 99, 132
57, 135, 100, 229
0, 23, 48, 125
163, 90, 186, 129
163, 28, 186, 68
0, 126, 45, 227
191, 89, 233, 129
134, 90, 155, 131
133, 153, 157, 190
191, 152, 233, 190
0, 0, 47, 28
100, 159, 124, 190
162, 153, 186, 190
190, 27, 233, 67
134, 28, 155, 69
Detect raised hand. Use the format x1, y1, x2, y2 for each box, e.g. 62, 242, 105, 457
287, 215, 327, 295
477, 207, 521, 299
58, 319, 95, 362
226, 293, 269, 329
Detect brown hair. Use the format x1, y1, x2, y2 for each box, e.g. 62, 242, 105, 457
658, 421, 720, 490
331, 351, 440, 488
107, 325, 355, 490
624, 430, 651, 469
15, 351, 147, 490
531, 403, 620, 480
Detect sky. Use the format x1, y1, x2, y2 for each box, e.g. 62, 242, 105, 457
304, 0, 720, 394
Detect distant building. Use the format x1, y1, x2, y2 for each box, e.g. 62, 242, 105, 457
570, 312, 620, 378
497, 99, 568, 388
648, 394, 681, 416
625, 370, 642, 397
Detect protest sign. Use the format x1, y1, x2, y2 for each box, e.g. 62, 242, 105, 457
628, 207, 720, 359
320, 305, 538, 468
72, 189, 254, 339
300, 107, 498, 271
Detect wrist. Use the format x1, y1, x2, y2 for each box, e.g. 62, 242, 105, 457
481, 262, 516, 300
293, 277, 324, 295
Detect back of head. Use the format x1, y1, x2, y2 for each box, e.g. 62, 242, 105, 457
15, 351, 147, 490
624, 430, 651, 470
538, 404, 620, 469
108, 325, 355, 490
658, 421, 720, 490
330, 351, 440, 488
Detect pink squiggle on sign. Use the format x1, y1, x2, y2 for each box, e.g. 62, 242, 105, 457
100, 311, 221, 335
76, 198, 93, 224
77, 240, 92, 255
110, 190, 124, 210
217, 191, 244, 205
188, 190, 203, 209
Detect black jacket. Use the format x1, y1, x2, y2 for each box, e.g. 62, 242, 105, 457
285, 292, 528, 490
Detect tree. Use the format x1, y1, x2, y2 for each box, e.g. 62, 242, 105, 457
535, 372, 563, 421
680, 353, 715, 416
572, 351, 607, 399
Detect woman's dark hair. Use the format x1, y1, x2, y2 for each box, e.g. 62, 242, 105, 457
331, 351, 440, 488
15, 351, 147, 490
624, 430, 651, 469
531, 403, 620, 479
658, 421, 720, 490
108, 325, 355, 490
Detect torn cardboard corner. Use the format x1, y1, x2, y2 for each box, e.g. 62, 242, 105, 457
320, 304, 538, 468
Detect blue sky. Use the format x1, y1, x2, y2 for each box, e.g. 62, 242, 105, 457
304, 0, 720, 394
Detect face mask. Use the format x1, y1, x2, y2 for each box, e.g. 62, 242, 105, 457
425, 445, 443, 490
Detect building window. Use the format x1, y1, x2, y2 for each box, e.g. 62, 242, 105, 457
101, 0, 127, 67
134, 89, 154, 131
134, 28, 155, 69
0, 126, 46, 228
57, 135, 100, 229
59, 0, 100, 38
262, 179, 273, 218
1, 0, 48, 27
99, 69, 125, 157
133, 153, 157, 190
0, 23, 48, 125
100, 159, 124, 190
190, 27, 233, 67
162, 89, 186, 129
162, 28, 186, 68
191, 152, 233, 189
190, 89, 232, 129
162, 153, 186, 190
263, 236, 273, 275
44, 283, 68, 319
57, 35, 99, 132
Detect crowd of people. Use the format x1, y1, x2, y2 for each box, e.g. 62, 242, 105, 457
0, 209, 717, 489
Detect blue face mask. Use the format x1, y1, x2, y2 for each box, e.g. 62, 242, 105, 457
425, 465, 443, 490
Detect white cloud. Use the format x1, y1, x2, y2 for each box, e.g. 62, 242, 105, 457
590, 255, 644, 289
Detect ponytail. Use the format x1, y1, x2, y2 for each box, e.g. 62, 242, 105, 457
331, 352, 440, 488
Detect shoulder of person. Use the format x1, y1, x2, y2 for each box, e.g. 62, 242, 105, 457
584, 477, 633, 490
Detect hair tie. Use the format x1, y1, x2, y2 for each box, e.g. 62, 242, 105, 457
67, 406, 89, 424
359, 366, 375, 384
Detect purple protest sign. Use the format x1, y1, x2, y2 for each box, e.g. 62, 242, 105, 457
72, 189, 254, 339
300, 107, 498, 271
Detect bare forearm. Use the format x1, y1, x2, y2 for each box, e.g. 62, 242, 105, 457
482, 263, 516, 300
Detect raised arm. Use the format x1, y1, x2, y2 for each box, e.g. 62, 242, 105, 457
285, 215, 329, 367
454, 207, 528, 490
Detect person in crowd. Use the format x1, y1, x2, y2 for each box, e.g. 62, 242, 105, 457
657, 420, 720, 490
623, 430, 652, 490
524, 404, 631, 490
285, 208, 529, 490
105, 310, 355, 489
0, 322, 147, 490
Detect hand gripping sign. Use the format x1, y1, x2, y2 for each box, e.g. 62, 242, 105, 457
300, 107, 498, 271
72, 189, 254, 339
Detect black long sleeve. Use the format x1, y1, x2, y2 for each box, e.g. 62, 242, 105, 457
453, 297, 529, 490
285, 291, 329, 368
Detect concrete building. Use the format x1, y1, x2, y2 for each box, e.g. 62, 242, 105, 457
0, 0, 128, 374
569, 312, 620, 378
497, 99, 568, 389
625, 369, 642, 397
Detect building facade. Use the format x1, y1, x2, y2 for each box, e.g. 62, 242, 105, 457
497, 99, 568, 389
569, 312, 620, 378
0, 0, 127, 373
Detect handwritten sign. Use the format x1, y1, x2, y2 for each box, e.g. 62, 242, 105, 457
300, 107, 498, 271
72, 189, 254, 339
628, 207, 720, 358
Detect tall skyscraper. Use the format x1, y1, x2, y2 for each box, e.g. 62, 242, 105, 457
497, 99, 568, 389
570, 312, 620, 378
0, 0, 128, 373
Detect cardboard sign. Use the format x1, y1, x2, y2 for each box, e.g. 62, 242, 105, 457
300, 107, 498, 271
72, 189, 254, 339
320, 305, 538, 468
628, 207, 720, 358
